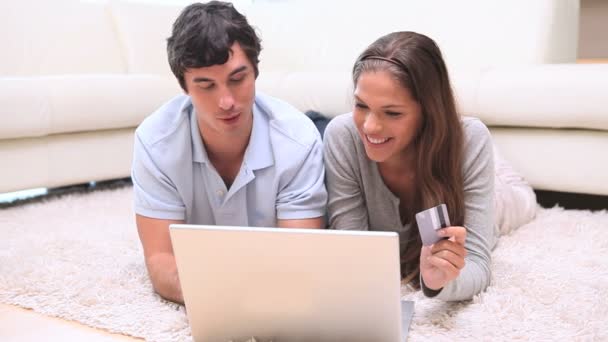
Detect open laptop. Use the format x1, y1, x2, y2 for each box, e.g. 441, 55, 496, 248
170, 224, 414, 342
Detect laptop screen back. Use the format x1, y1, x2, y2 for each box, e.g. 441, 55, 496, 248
170, 225, 404, 342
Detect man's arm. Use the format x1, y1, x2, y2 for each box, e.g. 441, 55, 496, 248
136, 214, 185, 304
277, 217, 324, 229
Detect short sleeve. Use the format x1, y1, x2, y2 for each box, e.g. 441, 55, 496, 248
131, 132, 186, 220
275, 137, 327, 220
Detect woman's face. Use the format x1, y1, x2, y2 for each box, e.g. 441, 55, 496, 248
353, 70, 423, 165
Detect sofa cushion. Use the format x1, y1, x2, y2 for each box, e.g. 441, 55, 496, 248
492, 127, 608, 195
472, 65, 608, 130
258, 65, 608, 132
0, 0, 125, 76
0, 75, 180, 139
0, 129, 135, 193
256, 71, 353, 117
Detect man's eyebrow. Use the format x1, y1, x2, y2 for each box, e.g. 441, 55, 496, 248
192, 76, 213, 83
229, 65, 247, 77
192, 65, 248, 83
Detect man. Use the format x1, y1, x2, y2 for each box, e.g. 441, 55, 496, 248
132, 1, 327, 304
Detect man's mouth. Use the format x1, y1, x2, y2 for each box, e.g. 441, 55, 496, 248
219, 112, 241, 124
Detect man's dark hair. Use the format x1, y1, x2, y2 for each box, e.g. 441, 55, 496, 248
167, 1, 262, 91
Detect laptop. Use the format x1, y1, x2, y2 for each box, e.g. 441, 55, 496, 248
170, 224, 414, 342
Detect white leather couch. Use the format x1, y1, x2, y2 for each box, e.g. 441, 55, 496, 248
2, 0, 607, 196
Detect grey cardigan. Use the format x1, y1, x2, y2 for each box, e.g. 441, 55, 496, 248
323, 113, 496, 301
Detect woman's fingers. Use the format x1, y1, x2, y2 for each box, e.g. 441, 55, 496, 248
432, 239, 467, 259
420, 226, 468, 287
430, 249, 465, 269
429, 229, 467, 271
437, 226, 467, 245
427, 255, 460, 278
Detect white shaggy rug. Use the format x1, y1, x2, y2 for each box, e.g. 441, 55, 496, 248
1, 186, 607, 341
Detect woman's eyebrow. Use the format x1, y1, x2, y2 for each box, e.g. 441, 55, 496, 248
354, 95, 366, 103
381, 104, 405, 109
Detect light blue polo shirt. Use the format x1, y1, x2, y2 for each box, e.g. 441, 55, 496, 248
131, 93, 327, 226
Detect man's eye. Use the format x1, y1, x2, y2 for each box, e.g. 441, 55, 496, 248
199, 83, 215, 90
355, 103, 368, 109
230, 75, 245, 83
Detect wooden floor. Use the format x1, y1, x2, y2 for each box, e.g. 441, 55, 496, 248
576, 58, 608, 63
0, 303, 141, 342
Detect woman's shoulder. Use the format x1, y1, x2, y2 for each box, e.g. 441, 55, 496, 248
323, 112, 360, 148
324, 112, 356, 136
461, 116, 491, 143
323, 112, 369, 168
460, 116, 494, 177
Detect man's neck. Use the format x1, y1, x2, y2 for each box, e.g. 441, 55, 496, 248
199, 121, 252, 188
205, 133, 249, 162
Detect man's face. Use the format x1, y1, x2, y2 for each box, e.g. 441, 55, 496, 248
183, 42, 256, 139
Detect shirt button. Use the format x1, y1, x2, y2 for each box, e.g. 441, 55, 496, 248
216, 190, 224, 196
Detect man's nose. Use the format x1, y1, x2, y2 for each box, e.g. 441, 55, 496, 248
218, 89, 235, 111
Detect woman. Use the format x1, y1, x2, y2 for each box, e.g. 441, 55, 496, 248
323, 31, 536, 301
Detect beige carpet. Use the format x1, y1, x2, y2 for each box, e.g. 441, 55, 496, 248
0, 186, 606, 341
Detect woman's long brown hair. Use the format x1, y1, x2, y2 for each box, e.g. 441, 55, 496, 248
352, 31, 465, 285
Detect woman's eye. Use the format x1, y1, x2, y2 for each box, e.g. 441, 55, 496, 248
385, 111, 402, 117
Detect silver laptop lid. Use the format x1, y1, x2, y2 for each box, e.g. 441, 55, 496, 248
170, 225, 404, 342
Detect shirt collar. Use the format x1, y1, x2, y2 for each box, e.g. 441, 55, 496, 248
243, 100, 274, 170
189, 102, 210, 164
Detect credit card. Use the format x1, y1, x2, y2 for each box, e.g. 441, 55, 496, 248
415, 203, 450, 246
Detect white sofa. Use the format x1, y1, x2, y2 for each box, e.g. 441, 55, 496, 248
2, 0, 607, 196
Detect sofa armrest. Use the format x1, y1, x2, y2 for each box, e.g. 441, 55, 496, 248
462, 64, 608, 131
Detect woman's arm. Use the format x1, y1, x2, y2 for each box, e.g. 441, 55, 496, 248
428, 118, 496, 301
324, 115, 370, 230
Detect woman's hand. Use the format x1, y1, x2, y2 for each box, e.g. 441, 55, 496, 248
420, 226, 467, 291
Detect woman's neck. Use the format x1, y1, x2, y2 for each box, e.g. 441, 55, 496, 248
378, 146, 417, 176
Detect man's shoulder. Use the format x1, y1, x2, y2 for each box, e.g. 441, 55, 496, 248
255, 93, 321, 149
135, 94, 192, 148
